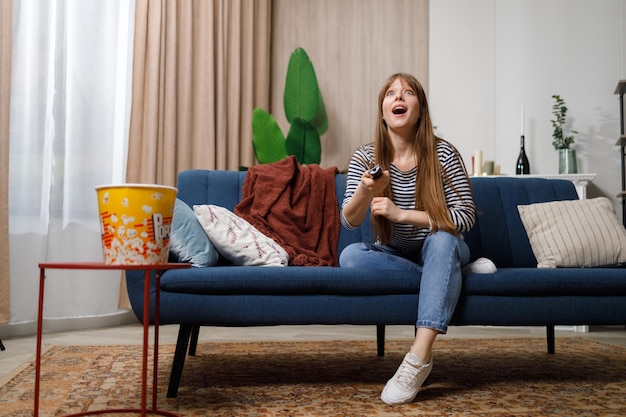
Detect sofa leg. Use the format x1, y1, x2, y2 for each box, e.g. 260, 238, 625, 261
376, 325, 385, 356
546, 325, 555, 354
189, 325, 200, 356
167, 324, 194, 398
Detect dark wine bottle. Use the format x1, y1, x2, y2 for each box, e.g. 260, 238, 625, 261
515, 135, 530, 175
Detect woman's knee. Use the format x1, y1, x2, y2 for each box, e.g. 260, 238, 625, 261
423, 231, 458, 253
338, 242, 366, 268
422, 232, 469, 264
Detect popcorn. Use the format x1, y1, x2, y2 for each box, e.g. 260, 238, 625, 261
121, 214, 134, 225
96, 184, 177, 265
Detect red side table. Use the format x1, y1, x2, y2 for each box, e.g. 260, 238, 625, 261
35, 262, 190, 417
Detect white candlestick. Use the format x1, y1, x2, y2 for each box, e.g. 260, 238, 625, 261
521, 105, 525, 136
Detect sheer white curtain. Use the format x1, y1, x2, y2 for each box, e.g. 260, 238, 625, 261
7, 0, 135, 330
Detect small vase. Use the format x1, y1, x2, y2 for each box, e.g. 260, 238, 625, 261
558, 148, 577, 174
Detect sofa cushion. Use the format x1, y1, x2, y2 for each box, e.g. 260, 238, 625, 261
194, 204, 289, 266
159, 266, 421, 295
157, 266, 626, 297
518, 197, 626, 268
169, 199, 219, 267
460, 267, 626, 296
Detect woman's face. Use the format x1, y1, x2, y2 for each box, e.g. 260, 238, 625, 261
381, 77, 421, 134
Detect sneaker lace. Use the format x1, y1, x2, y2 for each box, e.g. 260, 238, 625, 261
395, 360, 422, 388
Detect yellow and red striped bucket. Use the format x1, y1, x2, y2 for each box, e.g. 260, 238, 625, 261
96, 184, 177, 265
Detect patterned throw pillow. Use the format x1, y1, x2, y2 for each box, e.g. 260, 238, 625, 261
518, 197, 626, 268
193, 204, 289, 266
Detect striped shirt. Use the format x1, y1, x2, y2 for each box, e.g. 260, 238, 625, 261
341, 141, 476, 254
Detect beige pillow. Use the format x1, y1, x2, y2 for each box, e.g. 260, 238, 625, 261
518, 197, 626, 268
194, 205, 289, 266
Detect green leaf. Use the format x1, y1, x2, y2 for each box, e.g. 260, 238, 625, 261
252, 108, 288, 164
284, 48, 320, 124
286, 118, 321, 165
309, 91, 328, 135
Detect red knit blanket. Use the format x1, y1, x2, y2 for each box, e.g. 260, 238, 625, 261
234, 156, 339, 266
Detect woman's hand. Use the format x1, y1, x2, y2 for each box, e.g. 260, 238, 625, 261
342, 169, 390, 228
370, 196, 403, 222
360, 169, 390, 196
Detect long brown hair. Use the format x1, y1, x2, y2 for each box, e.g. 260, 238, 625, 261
373, 73, 462, 244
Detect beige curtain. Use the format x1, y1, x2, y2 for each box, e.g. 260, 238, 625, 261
121, 0, 271, 308
127, 0, 272, 186
0, 0, 11, 324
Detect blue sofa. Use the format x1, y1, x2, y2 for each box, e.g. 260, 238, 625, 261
126, 169, 626, 397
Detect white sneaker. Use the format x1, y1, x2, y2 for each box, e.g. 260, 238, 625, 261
380, 353, 432, 405
462, 257, 497, 274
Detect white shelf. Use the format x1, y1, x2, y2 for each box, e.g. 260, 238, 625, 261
510, 173, 596, 182
509, 173, 596, 199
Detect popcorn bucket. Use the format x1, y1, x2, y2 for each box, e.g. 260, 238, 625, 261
96, 184, 178, 265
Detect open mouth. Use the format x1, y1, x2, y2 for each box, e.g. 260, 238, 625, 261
392, 106, 407, 115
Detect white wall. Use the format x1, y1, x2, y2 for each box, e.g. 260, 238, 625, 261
430, 0, 626, 215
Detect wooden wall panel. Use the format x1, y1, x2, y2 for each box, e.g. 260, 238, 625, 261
271, 0, 429, 171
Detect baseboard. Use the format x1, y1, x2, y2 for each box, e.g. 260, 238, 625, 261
555, 325, 589, 333
0, 310, 138, 338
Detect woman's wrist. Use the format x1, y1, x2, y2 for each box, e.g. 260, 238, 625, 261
356, 179, 374, 197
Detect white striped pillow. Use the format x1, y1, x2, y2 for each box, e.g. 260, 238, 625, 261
518, 197, 626, 268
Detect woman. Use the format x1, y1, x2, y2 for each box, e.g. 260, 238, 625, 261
339, 73, 476, 405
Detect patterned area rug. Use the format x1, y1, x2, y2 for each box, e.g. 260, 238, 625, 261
1, 337, 625, 416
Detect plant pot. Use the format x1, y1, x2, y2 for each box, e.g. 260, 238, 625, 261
558, 148, 577, 174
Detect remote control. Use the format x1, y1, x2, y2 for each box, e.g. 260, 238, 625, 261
368, 164, 382, 179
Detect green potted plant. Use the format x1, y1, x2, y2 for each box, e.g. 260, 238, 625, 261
551, 94, 578, 174
251, 47, 328, 166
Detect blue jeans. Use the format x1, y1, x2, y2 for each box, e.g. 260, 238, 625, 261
339, 231, 470, 334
